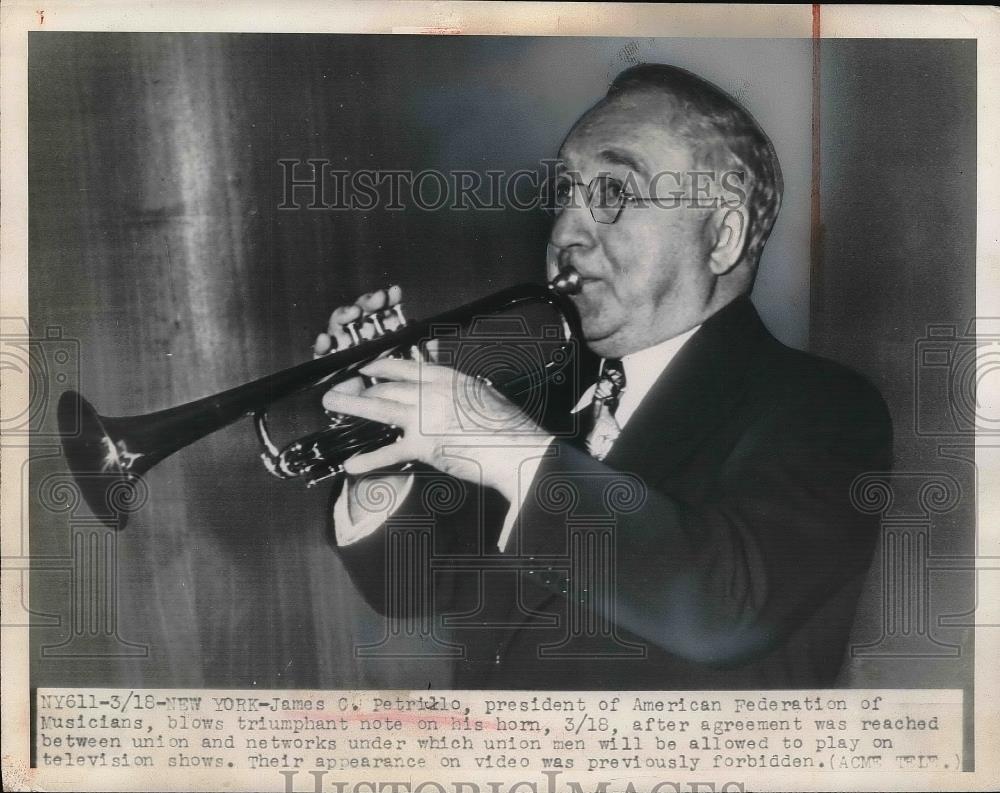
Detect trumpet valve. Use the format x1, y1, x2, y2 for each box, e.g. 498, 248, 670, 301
368, 312, 386, 337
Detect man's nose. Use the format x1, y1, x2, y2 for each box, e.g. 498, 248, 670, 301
548, 200, 595, 256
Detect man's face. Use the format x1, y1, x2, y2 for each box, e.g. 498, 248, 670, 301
547, 96, 719, 358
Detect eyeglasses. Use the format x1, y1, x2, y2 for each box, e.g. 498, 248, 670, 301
544, 175, 658, 225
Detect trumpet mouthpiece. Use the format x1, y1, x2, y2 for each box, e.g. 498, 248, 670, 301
550, 267, 582, 295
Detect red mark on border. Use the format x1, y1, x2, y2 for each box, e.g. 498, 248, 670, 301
37, 8, 45, 25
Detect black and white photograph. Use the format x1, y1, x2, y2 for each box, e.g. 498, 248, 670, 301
2, 3, 998, 792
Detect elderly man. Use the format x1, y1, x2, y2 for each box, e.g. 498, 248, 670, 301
316, 64, 892, 689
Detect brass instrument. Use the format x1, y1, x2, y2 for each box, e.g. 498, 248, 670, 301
58, 269, 582, 528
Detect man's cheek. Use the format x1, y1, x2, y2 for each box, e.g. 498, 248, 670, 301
612, 224, 661, 267
576, 288, 614, 324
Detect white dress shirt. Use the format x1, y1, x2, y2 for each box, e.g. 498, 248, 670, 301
334, 324, 702, 551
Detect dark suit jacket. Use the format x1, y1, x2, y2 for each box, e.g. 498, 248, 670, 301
332, 296, 893, 690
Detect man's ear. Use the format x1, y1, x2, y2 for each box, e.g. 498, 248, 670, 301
707, 207, 748, 276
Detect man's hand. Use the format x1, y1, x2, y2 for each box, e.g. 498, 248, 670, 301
315, 286, 410, 526
322, 358, 555, 503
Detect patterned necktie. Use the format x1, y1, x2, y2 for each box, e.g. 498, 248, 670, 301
585, 358, 626, 461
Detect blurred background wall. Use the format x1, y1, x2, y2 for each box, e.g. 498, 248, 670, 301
815, 39, 976, 697
27, 34, 974, 692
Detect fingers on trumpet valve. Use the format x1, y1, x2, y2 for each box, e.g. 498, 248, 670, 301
352, 286, 409, 342
314, 303, 361, 358
354, 286, 406, 340
314, 286, 407, 358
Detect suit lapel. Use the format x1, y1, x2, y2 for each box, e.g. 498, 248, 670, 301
603, 297, 771, 481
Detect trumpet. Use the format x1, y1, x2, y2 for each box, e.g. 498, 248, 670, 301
58, 268, 583, 528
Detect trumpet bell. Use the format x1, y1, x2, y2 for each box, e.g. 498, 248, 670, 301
59, 390, 142, 525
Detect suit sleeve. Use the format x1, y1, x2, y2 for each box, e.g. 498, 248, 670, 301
513, 372, 893, 667
329, 468, 490, 618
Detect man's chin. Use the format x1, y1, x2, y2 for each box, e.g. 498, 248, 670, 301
577, 302, 629, 356
581, 327, 627, 359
